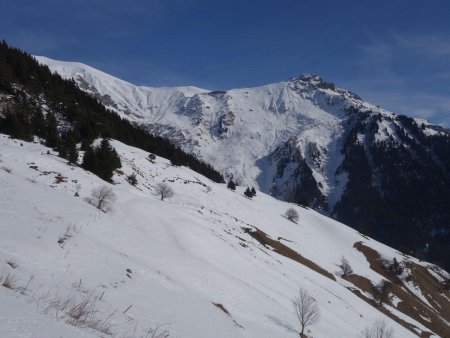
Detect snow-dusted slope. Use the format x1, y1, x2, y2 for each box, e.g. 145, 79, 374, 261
1, 134, 449, 337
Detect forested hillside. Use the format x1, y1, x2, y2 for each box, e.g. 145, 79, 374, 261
0, 41, 223, 183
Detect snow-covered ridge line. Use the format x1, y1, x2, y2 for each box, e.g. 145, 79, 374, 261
35, 56, 441, 204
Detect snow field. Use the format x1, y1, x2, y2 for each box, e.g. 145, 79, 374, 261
0, 135, 432, 337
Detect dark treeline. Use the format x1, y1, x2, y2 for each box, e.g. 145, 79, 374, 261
333, 111, 450, 270
0, 40, 224, 183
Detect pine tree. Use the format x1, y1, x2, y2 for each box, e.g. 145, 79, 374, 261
251, 186, 256, 197
227, 179, 236, 191
82, 144, 96, 171
31, 110, 46, 138
65, 130, 79, 164
57, 138, 68, 159
244, 187, 253, 199
1, 107, 31, 141
45, 112, 59, 148
82, 140, 121, 182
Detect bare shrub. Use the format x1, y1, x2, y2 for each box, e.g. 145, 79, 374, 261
143, 323, 170, 338
361, 318, 394, 338
285, 208, 299, 223
293, 288, 320, 336
383, 258, 404, 283
126, 173, 138, 186
154, 182, 174, 201
46, 290, 114, 335
87, 186, 116, 212
340, 256, 353, 277
1, 272, 16, 289
372, 280, 391, 306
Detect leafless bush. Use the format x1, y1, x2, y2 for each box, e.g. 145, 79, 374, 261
293, 288, 320, 336
87, 186, 117, 212
285, 208, 299, 223
142, 323, 170, 338
154, 182, 174, 201
46, 290, 114, 335
126, 173, 138, 186
1, 272, 17, 289
340, 256, 353, 277
360, 318, 394, 338
372, 280, 391, 306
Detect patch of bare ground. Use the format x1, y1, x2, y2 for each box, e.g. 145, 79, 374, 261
352, 241, 450, 337
211, 303, 244, 329
344, 274, 422, 336
243, 227, 335, 281
212, 303, 230, 315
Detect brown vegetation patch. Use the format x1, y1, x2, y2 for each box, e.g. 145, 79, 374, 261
348, 285, 423, 336
353, 241, 390, 279
353, 241, 450, 337
243, 227, 335, 281
54, 174, 67, 184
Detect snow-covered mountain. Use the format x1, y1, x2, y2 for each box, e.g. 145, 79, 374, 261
1, 134, 449, 338
36, 56, 450, 272
36, 56, 364, 201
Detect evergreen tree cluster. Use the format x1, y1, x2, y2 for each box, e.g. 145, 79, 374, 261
244, 186, 256, 198
333, 111, 450, 270
0, 40, 224, 183
227, 179, 236, 190
82, 139, 121, 182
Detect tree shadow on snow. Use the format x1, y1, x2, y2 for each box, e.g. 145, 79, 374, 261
265, 315, 297, 334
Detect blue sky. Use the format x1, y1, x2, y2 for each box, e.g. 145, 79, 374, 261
2, 0, 450, 126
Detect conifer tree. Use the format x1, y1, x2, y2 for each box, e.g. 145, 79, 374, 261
251, 186, 256, 197
65, 130, 79, 164
244, 187, 253, 198
82, 139, 121, 182
1, 107, 31, 141
227, 179, 236, 191
31, 110, 46, 138
45, 112, 59, 148
82, 144, 96, 171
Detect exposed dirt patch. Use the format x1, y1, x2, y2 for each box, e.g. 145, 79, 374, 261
347, 284, 422, 336
244, 227, 335, 281
54, 174, 67, 184
353, 241, 450, 337
212, 303, 230, 315
212, 302, 244, 329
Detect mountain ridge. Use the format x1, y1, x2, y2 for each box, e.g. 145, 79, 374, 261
0, 43, 449, 337
36, 55, 450, 271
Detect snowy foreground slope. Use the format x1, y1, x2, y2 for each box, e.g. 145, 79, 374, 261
1, 134, 449, 337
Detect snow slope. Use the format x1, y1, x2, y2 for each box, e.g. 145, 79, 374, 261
1, 134, 448, 337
